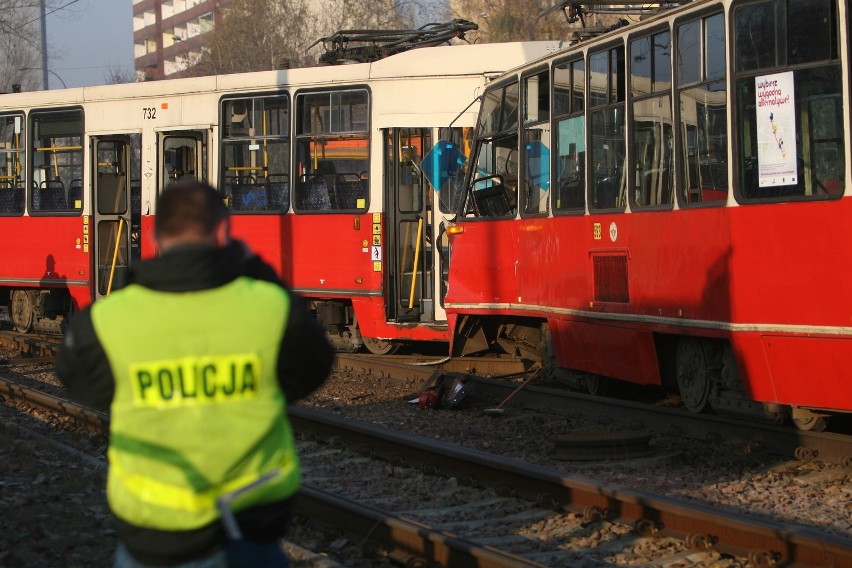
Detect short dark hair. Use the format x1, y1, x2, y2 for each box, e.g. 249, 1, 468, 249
155, 181, 228, 239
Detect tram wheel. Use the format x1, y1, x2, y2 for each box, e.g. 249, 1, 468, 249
362, 336, 400, 355
791, 408, 828, 432
11, 289, 34, 333
584, 374, 609, 397
676, 337, 711, 413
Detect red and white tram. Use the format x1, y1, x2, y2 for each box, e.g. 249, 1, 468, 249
436, 0, 850, 428
0, 40, 561, 352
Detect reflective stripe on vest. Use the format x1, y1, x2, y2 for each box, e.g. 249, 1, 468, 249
93, 276, 301, 530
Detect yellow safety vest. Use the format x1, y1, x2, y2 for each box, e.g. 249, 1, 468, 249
91, 276, 300, 531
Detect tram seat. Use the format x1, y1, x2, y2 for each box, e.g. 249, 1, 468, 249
265, 177, 289, 211
316, 160, 336, 177
68, 179, 83, 210
823, 179, 842, 195
335, 173, 364, 209
40, 180, 67, 210
15, 183, 25, 212
0, 182, 24, 214
231, 184, 268, 211
472, 184, 511, 216
302, 175, 332, 210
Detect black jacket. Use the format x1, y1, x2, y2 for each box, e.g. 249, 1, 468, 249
56, 241, 334, 565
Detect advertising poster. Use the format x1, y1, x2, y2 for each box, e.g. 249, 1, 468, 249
755, 71, 797, 187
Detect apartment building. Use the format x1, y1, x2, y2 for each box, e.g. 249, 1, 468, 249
132, 0, 228, 80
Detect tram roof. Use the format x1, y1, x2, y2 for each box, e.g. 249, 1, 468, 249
0, 41, 565, 109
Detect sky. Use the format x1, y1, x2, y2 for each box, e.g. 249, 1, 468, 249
45, 0, 134, 88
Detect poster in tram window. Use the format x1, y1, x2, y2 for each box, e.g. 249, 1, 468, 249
755, 71, 797, 187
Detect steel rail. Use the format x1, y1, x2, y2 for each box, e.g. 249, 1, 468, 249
0, 376, 108, 431
4, 366, 851, 566
0, 329, 61, 358
0, 377, 546, 567
471, 378, 852, 464
289, 405, 852, 567
297, 486, 547, 567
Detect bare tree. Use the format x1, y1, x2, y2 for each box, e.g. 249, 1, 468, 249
450, 0, 617, 43
188, 0, 427, 76
103, 64, 137, 85
190, 0, 320, 75
0, 0, 44, 92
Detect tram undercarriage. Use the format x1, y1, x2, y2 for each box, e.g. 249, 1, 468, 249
450, 314, 836, 431
5, 288, 70, 334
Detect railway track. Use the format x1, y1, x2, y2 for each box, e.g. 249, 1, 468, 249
333, 352, 852, 464
2, 333, 850, 463
0, 328, 61, 359
3, 374, 852, 567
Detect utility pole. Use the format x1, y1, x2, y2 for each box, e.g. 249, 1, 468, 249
40, 0, 49, 89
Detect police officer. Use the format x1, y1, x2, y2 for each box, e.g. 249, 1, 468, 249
56, 180, 334, 567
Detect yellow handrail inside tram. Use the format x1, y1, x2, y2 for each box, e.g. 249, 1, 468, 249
106, 217, 125, 295
408, 217, 423, 309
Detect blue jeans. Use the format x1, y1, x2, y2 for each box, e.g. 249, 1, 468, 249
114, 541, 289, 568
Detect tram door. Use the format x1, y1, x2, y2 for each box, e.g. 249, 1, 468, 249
92, 137, 133, 299
158, 130, 207, 187
383, 128, 445, 323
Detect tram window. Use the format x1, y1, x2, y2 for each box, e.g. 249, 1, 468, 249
435, 127, 474, 214
522, 71, 550, 216
735, 0, 837, 72
476, 82, 519, 138
163, 136, 201, 186
631, 31, 671, 97
589, 52, 609, 107
680, 82, 728, 203
467, 135, 518, 217
554, 118, 585, 211
524, 72, 550, 125
677, 13, 728, 205
589, 46, 626, 212
96, 141, 127, 215
632, 97, 673, 207
677, 21, 701, 85
705, 14, 726, 80
734, 2, 777, 71
590, 108, 626, 210
391, 129, 431, 214
294, 89, 369, 212
478, 87, 504, 136
220, 94, 290, 213
787, 0, 837, 64
554, 60, 585, 213
736, 66, 844, 200
631, 32, 673, 208
0, 114, 25, 216
734, 0, 844, 202
30, 110, 83, 214
468, 81, 520, 218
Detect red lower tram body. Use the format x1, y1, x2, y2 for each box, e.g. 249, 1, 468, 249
0, 211, 451, 348
2, 217, 91, 333
445, 198, 852, 422
230, 214, 450, 351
